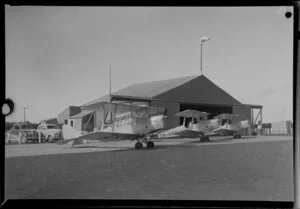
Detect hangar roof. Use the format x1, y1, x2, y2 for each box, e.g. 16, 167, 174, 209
82, 75, 243, 106
82, 75, 197, 106
113, 75, 198, 98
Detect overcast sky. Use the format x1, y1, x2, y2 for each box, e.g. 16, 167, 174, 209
5, 6, 293, 123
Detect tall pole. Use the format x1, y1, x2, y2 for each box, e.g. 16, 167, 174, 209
200, 43, 203, 75
21, 107, 30, 122
109, 64, 112, 102
200, 36, 210, 76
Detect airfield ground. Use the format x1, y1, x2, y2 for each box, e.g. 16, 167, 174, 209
5, 136, 293, 201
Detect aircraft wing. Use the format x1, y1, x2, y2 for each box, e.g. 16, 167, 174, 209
208, 128, 234, 136
173, 129, 203, 137
214, 113, 239, 120
57, 131, 141, 146
82, 102, 166, 118
175, 109, 210, 118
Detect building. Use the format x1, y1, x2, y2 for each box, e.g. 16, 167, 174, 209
80, 75, 262, 135
40, 117, 58, 126
57, 106, 82, 128
69, 111, 94, 132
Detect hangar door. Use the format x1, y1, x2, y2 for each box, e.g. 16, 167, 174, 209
179, 103, 232, 125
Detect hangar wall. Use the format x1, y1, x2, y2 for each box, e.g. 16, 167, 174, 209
179, 104, 233, 120
232, 105, 251, 135
154, 75, 241, 106
150, 100, 180, 129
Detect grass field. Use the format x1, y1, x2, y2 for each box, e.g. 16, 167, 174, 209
4, 136, 293, 201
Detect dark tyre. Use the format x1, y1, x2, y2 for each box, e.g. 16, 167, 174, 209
146, 141, 155, 149
205, 136, 210, 142
200, 137, 205, 142
135, 141, 143, 149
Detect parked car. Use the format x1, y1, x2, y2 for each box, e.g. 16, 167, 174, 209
36, 123, 62, 142
6, 122, 39, 144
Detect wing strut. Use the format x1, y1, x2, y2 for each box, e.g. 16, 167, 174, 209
82, 111, 94, 132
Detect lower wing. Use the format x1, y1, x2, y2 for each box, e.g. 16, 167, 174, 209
57, 131, 141, 146
154, 129, 202, 139
209, 128, 234, 136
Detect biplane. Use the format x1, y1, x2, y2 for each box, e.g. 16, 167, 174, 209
58, 102, 167, 149
209, 113, 250, 138
150, 109, 220, 142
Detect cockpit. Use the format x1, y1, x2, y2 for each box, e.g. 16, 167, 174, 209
220, 119, 232, 126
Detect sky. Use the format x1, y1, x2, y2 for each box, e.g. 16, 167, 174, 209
5, 6, 293, 123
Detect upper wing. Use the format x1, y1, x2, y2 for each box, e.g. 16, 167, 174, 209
82, 102, 166, 118
175, 109, 210, 118
214, 113, 239, 120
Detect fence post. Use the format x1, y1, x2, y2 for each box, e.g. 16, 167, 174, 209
38, 131, 41, 144
18, 132, 21, 144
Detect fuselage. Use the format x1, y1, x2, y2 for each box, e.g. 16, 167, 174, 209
154, 118, 220, 139
210, 119, 250, 135
101, 113, 166, 135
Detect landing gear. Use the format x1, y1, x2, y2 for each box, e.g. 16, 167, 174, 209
146, 141, 155, 149
200, 136, 210, 142
134, 138, 155, 149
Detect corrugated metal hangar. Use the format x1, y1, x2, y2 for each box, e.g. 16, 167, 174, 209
74, 75, 262, 135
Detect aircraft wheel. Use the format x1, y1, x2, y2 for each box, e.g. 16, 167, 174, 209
238, 134, 242, 138
205, 136, 210, 142
135, 141, 143, 149
146, 141, 155, 149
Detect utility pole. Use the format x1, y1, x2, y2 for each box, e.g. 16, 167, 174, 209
21, 107, 30, 122
109, 64, 112, 102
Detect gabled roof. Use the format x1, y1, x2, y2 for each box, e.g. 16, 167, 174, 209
154, 75, 242, 105
82, 75, 197, 106
82, 75, 242, 107
113, 75, 198, 98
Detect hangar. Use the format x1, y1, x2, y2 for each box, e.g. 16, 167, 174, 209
80, 75, 262, 135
